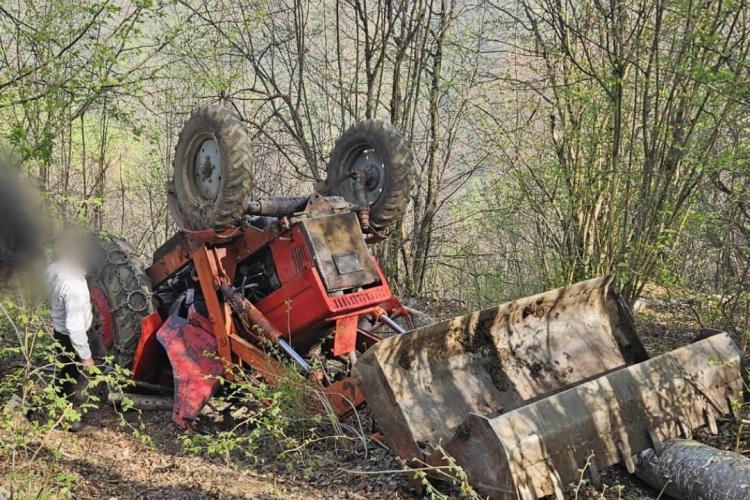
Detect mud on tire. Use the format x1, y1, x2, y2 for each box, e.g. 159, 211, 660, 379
88, 235, 155, 368
172, 104, 254, 230
325, 119, 414, 230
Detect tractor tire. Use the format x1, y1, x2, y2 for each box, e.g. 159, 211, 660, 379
172, 104, 254, 230
88, 235, 156, 368
325, 120, 414, 230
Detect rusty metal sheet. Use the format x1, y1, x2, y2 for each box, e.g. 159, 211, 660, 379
354, 277, 647, 459
299, 212, 378, 292
354, 277, 742, 499
444, 333, 741, 499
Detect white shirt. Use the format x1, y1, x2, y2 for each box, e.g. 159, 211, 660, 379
46, 261, 93, 360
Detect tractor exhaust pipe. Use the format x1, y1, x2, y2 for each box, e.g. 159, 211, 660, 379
246, 197, 309, 216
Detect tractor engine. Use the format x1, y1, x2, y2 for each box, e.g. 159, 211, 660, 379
148, 196, 404, 379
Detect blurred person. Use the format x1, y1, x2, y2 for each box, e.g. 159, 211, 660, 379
0, 154, 42, 284
46, 229, 104, 427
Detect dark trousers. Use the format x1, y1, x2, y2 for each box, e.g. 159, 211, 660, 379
53, 329, 106, 399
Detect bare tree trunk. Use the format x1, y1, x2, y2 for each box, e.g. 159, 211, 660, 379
411, 0, 452, 294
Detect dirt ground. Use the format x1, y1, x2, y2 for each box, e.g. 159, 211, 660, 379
71, 412, 407, 499
4, 398, 704, 500
1, 292, 746, 499
1, 402, 413, 499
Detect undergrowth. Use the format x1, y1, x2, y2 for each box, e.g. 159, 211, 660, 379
0, 300, 143, 498
178, 350, 371, 484
0, 296, 479, 499
176, 349, 481, 498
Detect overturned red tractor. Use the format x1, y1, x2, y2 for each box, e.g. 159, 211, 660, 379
87, 105, 742, 499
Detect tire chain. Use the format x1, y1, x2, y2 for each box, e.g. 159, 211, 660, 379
90, 235, 155, 367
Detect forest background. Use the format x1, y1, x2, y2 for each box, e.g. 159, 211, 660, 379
0, 0, 748, 327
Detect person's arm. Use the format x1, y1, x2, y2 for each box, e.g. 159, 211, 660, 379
63, 286, 93, 367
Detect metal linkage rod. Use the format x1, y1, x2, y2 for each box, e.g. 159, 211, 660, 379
278, 338, 312, 371
379, 313, 406, 335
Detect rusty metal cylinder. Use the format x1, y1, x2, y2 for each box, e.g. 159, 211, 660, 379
219, 283, 310, 371
246, 196, 308, 216
219, 283, 279, 342
636, 439, 750, 500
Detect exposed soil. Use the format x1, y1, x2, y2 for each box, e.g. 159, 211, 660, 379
1, 403, 415, 499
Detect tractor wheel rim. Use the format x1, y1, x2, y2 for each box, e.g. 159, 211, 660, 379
193, 138, 222, 200
349, 147, 385, 205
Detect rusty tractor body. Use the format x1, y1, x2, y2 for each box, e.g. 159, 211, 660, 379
129, 193, 408, 425
91, 106, 743, 499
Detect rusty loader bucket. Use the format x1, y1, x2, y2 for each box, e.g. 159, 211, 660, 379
354, 276, 742, 499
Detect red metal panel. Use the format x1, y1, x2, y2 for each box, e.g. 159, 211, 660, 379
131, 312, 164, 381
256, 253, 393, 345
332, 315, 358, 357
258, 267, 331, 336
269, 225, 311, 284
156, 313, 224, 428
88, 286, 114, 351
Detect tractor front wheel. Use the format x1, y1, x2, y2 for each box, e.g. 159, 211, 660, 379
172, 104, 254, 230
325, 120, 414, 231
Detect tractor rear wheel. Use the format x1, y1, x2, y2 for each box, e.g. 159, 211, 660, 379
88, 235, 155, 368
325, 120, 414, 230
172, 104, 254, 230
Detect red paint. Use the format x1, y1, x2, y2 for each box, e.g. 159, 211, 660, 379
333, 315, 359, 357
133, 216, 408, 421
132, 312, 164, 380
156, 310, 224, 428
256, 225, 394, 348
89, 286, 114, 351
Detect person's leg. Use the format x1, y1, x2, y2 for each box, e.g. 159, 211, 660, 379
86, 328, 107, 363
53, 330, 89, 431
53, 330, 79, 399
